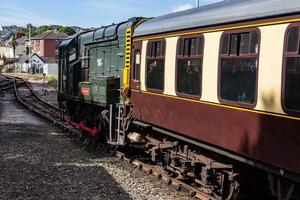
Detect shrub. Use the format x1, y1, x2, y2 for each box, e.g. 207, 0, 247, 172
47, 76, 58, 89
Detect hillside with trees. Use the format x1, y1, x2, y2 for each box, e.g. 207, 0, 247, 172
19, 25, 76, 37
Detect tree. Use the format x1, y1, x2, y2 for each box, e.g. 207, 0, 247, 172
18, 25, 77, 37
27, 23, 33, 29
37, 25, 52, 34
57, 26, 76, 35
19, 27, 38, 37
9, 36, 18, 58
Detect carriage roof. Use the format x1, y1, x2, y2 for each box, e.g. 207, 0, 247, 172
133, 0, 300, 37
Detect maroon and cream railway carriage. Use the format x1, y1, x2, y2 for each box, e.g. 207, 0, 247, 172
128, 0, 300, 199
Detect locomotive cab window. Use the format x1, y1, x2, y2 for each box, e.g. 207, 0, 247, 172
81, 48, 89, 82
219, 30, 260, 106
283, 25, 300, 113
176, 35, 204, 97
146, 40, 166, 91
69, 47, 77, 63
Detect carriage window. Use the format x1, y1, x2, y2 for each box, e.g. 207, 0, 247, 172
132, 50, 141, 81
176, 35, 204, 96
146, 40, 166, 91
284, 26, 300, 112
287, 27, 299, 53
219, 30, 260, 106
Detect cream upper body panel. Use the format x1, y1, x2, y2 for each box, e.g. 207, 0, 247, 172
164, 37, 179, 96
201, 32, 222, 103
137, 23, 291, 115
255, 24, 289, 114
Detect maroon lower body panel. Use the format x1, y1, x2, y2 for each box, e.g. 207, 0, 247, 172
132, 91, 300, 174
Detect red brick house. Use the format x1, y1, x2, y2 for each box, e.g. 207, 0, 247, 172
31, 30, 68, 59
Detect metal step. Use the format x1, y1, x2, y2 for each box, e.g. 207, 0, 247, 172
132, 120, 152, 129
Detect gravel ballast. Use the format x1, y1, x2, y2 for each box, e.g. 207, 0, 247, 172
0, 90, 188, 200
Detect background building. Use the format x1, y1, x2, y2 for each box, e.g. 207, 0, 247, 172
31, 30, 68, 58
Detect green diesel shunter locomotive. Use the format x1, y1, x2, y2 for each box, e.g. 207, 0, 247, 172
58, 17, 144, 144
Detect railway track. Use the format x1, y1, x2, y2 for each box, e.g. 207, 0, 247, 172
0, 75, 21, 96
5, 75, 220, 200
11, 76, 63, 120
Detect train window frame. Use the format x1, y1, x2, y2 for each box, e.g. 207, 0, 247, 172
145, 39, 166, 93
218, 28, 261, 109
175, 34, 204, 99
81, 48, 90, 82
132, 49, 141, 81
82, 48, 90, 69
68, 47, 77, 63
282, 23, 300, 116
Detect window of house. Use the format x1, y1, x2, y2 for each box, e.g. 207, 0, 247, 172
176, 35, 204, 97
35, 40, 40, 48
146, 40, 166, 91
283, 25, 300, 112
219, 30, 260, 106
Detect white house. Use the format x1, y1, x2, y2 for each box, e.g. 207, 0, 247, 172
16, 53, 44, 73
0, 41, 5, 58
0, 36, 17, 59
4, 41, 14, 59
15, 53, 58, 75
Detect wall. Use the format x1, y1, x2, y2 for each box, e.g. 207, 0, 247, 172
0, 46, 5, 57
44, 63, 58, 75
15, 44, 26, 58
42, 40, 58, 58
4, 46, 14, 58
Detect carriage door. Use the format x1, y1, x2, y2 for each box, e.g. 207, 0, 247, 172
130, 41, 142, 119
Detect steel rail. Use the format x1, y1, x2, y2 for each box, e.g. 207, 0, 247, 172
12, 76, 79, 136
3, 75, 63, 112
0, 76, 23, 91
5, 76, 62, 123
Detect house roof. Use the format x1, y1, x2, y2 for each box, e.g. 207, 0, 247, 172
16, 36, 27, 44
0, 30, 10, 35
17, 53, 34, 63
16, 53, 44, 64
16, 53, 57, 64
134, 0, 300, 37
31, 30, 69, 40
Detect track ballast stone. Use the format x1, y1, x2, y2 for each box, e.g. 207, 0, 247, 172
0, 90, 188, 200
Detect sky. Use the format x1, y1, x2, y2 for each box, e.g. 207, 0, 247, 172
0, 0, 222, 28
